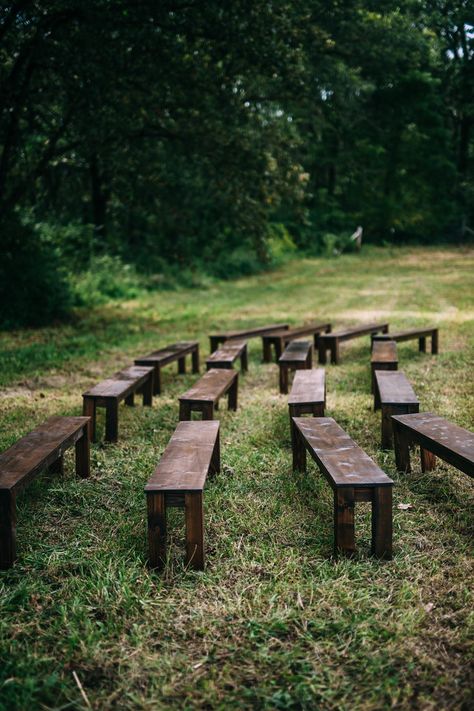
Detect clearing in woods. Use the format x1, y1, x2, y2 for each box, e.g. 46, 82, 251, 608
0, 246, 473, 709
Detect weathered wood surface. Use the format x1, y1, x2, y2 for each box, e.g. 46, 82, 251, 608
205, 339, 248, 372
288, 368, 326, 414
82, 365, 154, 442
318, 322, 389, 365
372, 327, 438, 354
375, 371, 419, 448
370, 340, 398, 394
209, 323, 289, 352
179, 368, 238, 420
392, 412, 474, 477
135, 341, 199, 394
0, 416, 90, 569
292, 417, 393, 558
262, 322, 332, 362
278, 340, 312, 394
145, 420, 220, 570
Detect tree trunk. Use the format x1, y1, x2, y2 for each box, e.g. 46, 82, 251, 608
89, 153, 108, 240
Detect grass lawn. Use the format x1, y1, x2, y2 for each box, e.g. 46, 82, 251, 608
0, 245, 473, 710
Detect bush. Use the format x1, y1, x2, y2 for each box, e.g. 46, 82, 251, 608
71, 255, 146, 306
0, 214, 73, 329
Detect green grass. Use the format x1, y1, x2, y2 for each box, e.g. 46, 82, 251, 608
0, 245, 473, 710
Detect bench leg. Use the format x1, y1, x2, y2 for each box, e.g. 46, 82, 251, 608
313, 403, 325, 417
50, 455, 64, 475
75, 426, 90, 478
83, 397, 97, 443
185, 492, 204, 570
202, 402, 214, 420
419, 336, 426, 353
292, 422, 307, 472
334, 488, 355, 557
210, 430, 220, 476
381, 405, 393, 449
421, 447, 436, 472
228, 376, 238, 411
142, 374, 153, 406
0, 491, 16, 569
153, 366, 162, 395
371, 486, 392, 560
105, 400, 119, 442
431, 330, 438, 355
178, 356, 186, 374
307, 347, 313, 368
318, 341, 327, 365
241, 345, 248, 372
179, 401, 191, 421
262, 338, 272, 363
275, 338, 284, 361
210, 337, 219, 353
192, 346, 200, 373
279, 365, 288, 394
382, 325, 389, 334
330, 340, 339, 365
125, 393, 135, 407
393, 421, 411, 473
147, 493, 167, 570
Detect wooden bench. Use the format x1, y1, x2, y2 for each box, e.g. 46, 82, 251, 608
318, 322, 389, 365
0, 416, 90, 569
145, 420, 220, 570
135, 341, 199, 394
374, 371, 419, 449
205, 339, 248, 372
262, 322, 332, 362
372, 327, 438, 354
278, 340, 312, 394
179, 368, 238, 420
371, 340, 398, 393
83, 365, 154, 442
209, 323, 289, 353
292, 417, 393, 558
392, 412, 474, 477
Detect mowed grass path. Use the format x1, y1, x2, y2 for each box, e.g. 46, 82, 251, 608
0, 246, 473, 710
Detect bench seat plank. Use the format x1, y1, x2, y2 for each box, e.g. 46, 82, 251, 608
145, 421, 220, 570
292, 417, 393, 558
262, 322, 331, 362
205, 339, 248, 372
372, 327, 438, 354
319, 322, 389, 364
370, 340, 398, 394
392, 412, 474, 476
288, 368, 325, 407
375, 371, 419, 448
179, 369, 238, 419
135, 341, 199, 393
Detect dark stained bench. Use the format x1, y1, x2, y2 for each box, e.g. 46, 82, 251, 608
0, 416, 90, 569
262, 322, 332, 362
292, 417, 393, 558
288, 369, 326, 455
318, 322, 389, 365
278, 340, 312, 394
371, 340, 398, 393
372, 327, 438, 354
135, 341, 199, 394
83, 365, 154, 442
145, 420, 220, 570
374, 371, 419, 449
179, 368, 238, 420
392, 412, 474, 477
209, 323, 289, 353
205, 339, 248, 372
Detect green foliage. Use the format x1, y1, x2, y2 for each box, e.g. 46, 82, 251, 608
70, 255, 146, 307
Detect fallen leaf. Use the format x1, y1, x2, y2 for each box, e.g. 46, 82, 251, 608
424, 602, 435, 613
397, 503, 414, 510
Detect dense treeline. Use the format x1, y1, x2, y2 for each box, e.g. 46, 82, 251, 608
0, 1, 473, 326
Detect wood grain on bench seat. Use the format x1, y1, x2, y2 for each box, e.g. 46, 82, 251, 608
392, 412, 474, 477
292, 417, 393, 558
179, 368, 238, 420
83, 365, 154, 442
262, 322, 332, 362
145, 420, 220, 570
375, 371, 419, 448
318, 322, 389, 365
278, 340, 312, 394
205, 339, 248, 372
135, 341, 199, 394
0, 416, 90, 569
370, 340, 398, 393
209, 323, 289, 353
